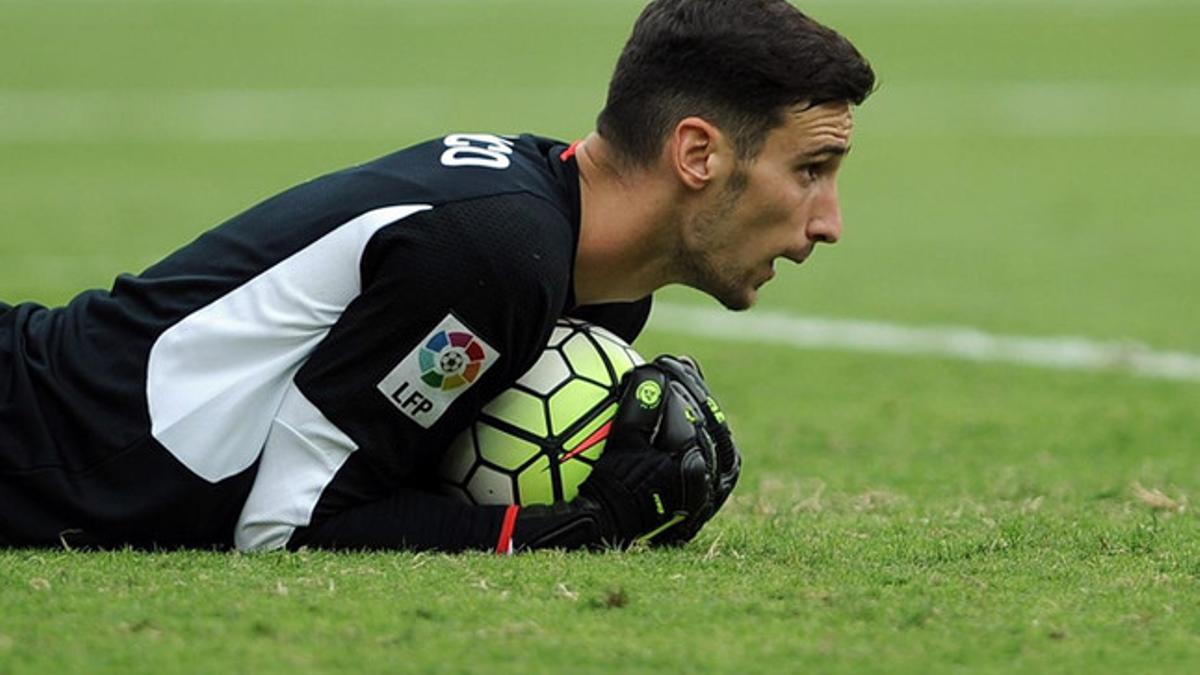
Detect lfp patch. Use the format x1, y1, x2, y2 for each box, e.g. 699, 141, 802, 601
377, 314, 500, 428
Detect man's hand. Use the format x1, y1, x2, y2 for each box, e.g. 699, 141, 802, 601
511, 364, 718, 550
652, 355, 741, 514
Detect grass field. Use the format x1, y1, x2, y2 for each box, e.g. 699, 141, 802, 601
3, 0, 1200, 673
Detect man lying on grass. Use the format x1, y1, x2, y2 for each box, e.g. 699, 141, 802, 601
0, 0, 873, 552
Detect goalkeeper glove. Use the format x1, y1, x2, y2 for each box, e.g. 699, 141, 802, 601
652, 355, 741, 515
506, 363, 717, 551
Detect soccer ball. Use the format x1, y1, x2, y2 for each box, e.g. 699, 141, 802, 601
438, 318, 644, 505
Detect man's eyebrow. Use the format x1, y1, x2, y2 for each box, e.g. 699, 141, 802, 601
800, 144, 851, 161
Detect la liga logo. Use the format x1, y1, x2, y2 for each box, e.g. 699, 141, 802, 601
419, 330, 487, 391
377, 313, 499, 429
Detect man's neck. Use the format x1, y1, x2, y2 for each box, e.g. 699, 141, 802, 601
572, 133, 680, 306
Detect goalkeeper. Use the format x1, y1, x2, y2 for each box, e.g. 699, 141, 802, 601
0, 0, 873, 551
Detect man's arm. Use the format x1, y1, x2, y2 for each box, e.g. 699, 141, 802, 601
235, 194, 574, 551
260, 364, 719, 553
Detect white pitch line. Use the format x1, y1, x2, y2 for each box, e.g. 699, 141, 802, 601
0, 87, 597, 143
648, 303, 1200, 383
2, 82, 1199, 142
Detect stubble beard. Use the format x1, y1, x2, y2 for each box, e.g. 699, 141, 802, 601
676, 169, 756, 311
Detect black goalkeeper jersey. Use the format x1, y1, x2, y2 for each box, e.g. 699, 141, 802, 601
0, 133, 651, 550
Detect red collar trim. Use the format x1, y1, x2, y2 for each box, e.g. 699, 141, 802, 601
559, 141, 582, 162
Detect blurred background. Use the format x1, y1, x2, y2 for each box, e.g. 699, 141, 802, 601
4, 4, 1199, 669
2, 0, 1196, 348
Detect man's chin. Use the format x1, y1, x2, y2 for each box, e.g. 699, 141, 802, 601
684, 267, 757, 311
714, 287, 756, 312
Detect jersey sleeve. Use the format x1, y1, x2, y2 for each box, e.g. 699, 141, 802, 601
284, 488, 512, 552
234, 193, 575, 551
304, 193, 573, 475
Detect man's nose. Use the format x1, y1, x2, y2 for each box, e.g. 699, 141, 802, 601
806, 183, 843, 245
783, 184, 843, 263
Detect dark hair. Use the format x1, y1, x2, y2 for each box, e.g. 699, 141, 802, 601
597, 0, 876, 166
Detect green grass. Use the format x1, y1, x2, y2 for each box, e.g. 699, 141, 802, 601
3, 0, 1200, 673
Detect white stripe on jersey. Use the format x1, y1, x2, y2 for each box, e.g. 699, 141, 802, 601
234, 385, 356, 552
146, 204, 432, 483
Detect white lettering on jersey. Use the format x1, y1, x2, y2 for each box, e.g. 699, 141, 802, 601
440, 134, 515, 170
376, 313, 500, 429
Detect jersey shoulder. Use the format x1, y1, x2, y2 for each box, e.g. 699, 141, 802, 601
362, 189, 577, 305
348, 133, 576, 216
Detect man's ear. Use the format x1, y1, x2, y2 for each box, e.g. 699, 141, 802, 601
670, 117, 730, 191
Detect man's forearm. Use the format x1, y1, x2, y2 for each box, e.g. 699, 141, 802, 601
289, 490, 510, 552
287, 490, 606, 553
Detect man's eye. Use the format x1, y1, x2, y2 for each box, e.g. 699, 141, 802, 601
798, 164, 822, 182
